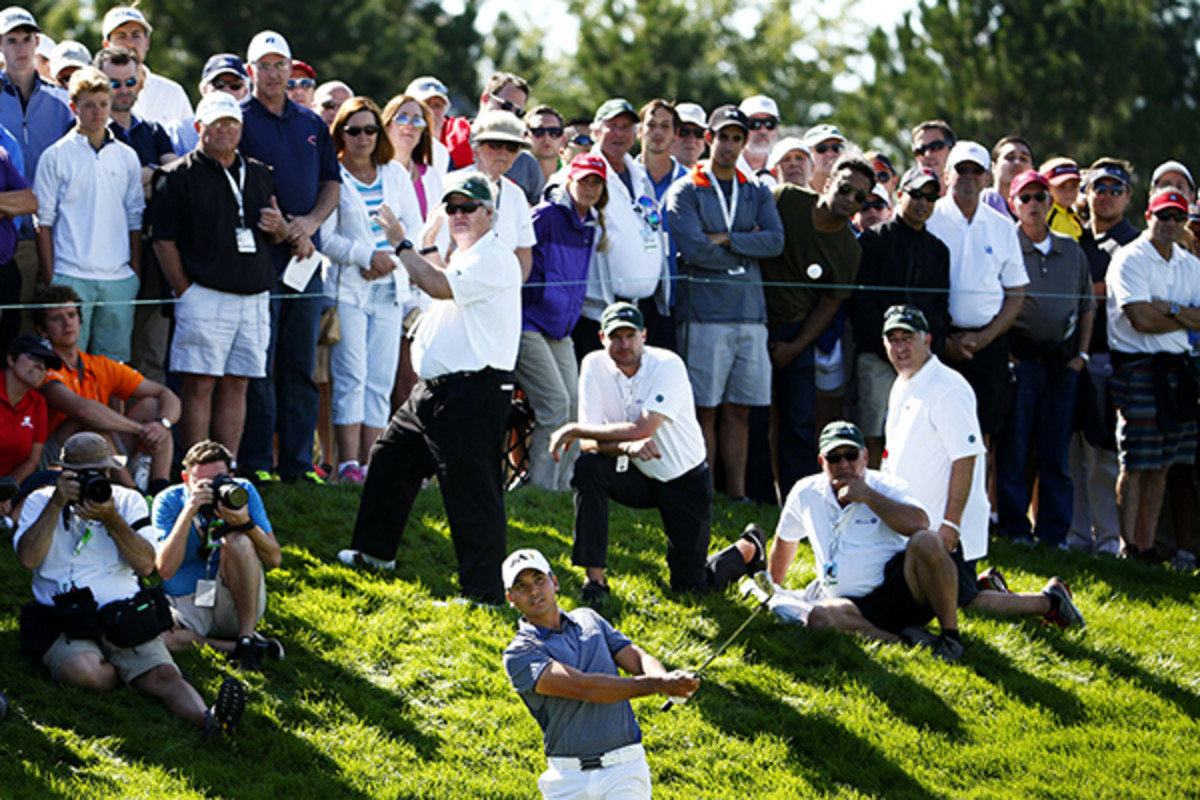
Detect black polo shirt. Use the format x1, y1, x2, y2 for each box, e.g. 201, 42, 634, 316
108, 115, 174, 168
147, 149, 277, 294
1079, 217, 1139, 354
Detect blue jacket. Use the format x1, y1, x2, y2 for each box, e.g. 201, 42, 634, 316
524, 187, 598, 340
0, 73, 73, 238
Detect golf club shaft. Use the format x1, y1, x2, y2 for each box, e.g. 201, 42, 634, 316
660, 601, 767, 712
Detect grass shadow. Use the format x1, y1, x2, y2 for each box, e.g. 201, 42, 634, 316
964, 635, 1088, 725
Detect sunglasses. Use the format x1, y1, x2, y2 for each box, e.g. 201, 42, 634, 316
211, 78, 244, 91
484, 140, 521, 153
287, 78, 315, 89
492, 97, 525, 118
321, 100, 339, 110
837, 183, 868, 204
913, 139, 952, 157
876, 170, 893, 183
954, 163, 987, 176
390, 113, 427, 129
109, 77, 137, 89
635, 195, 661, 228
677, 126, 706, 140
570, 134, 594, 147
1017, 191, 1048, 204
747, 118, 778, 131
814, 141, 844, 155
528, 126, 564, 138
446, 201, 484, 215
1091, 184, 1126, 197
906, 189, 939, 201
862, 199, 888, 211
824, 448, 860, 465
1155, 209, 1188, 223
344, 125, 380, 137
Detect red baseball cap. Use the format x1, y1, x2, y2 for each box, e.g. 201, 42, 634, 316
1149, 190, 1189, 214
1009, 170, 1050, 199
568, 153, 607, 183
290, 60, 315, 80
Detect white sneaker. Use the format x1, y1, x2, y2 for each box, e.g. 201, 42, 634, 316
337, 549, 395, 570
1170, 549, 1197, 571
131, 452, 152, 492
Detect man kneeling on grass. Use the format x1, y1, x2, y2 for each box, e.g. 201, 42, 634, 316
15, 433, 244, 738
503, 548, 698, 799
152, 440, 284, 672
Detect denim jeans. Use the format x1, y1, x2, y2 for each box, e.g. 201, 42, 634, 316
996, 359, 1080, 544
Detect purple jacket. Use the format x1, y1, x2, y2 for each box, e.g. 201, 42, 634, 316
523, 188, 598, 340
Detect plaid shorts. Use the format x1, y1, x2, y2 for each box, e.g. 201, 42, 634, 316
1111, 359, 1197, 471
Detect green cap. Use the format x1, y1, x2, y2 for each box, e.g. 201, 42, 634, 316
594, 98, 637, 124
818, 420, 865, 456
599, 301, 644, 335
441, 171, 493, 204
882, 304, 930, 335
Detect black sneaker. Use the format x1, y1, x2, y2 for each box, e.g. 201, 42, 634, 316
739, 523, 768, 575
203, 676, 246, 739
976, 567, 1011, 594
252, 633, 285, 661
580, 580, 610, 610
900, 627, 963, 662
231, 636, 263, 672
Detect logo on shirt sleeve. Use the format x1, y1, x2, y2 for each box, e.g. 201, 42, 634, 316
655, 394, 664, 403
968, 434, 977, 444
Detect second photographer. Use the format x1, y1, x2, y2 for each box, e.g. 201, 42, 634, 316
152, 440, 283, 671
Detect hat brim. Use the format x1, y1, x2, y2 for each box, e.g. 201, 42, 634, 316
1046, 174, 1080, 186
61, 454, 128, 470
820, 437, 864, 456
882, 321, 927, 335
476, 133, 530, 148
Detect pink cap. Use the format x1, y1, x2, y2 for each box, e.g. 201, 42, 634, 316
1009, 170, 1050, 199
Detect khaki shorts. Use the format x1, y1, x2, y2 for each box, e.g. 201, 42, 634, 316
856, 352, 897, 438
168, 566, 267, 638
43, 631, 177, 685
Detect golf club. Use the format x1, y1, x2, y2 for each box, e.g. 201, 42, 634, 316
661, 570, 776, 711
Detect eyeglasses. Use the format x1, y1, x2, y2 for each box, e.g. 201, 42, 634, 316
491, 96, 525, 118
747, 118, 778, 131
1091, 184, 1126, 197
109, 77, 137, 89
861, 199, 888, 211
913, 139, 952, 157
483, 140, 521, 153
1017, 191, 1048, 204
569, 134, 594, 147
814, 141, 844, 155
446, 201, 484, 215
876, 170, 893, 183
837, 183, 868, 204
906, 189, 939, 202
677, 126, 705, 140
287, 78, 315, 90
390, 113, 427, 129
1155, 209, 1188, 223
528, 126, 564, 138
344, 125, 380, 137
954, 163, 987, 176
211, 78, 244, 91
823, 448, 860, 465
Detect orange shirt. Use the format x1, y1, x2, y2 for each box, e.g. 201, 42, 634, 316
40, 350, 144, 434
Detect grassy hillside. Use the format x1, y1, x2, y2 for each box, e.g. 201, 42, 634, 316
2, 482, 1198, 799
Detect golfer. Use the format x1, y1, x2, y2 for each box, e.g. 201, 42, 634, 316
502, 548, 698, 799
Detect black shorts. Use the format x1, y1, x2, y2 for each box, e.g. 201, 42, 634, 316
849, 551, 935, 634
947, 330, 1012, 436
953, 547, 981, 608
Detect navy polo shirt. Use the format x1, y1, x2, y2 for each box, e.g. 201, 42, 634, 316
238, 95, 340, 263
503, 607, 641, 758
109, 115, 174, 168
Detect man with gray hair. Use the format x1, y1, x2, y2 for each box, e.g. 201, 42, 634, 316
737, 94, 780, 185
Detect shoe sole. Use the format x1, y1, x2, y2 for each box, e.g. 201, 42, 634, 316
212, 677, 246, 735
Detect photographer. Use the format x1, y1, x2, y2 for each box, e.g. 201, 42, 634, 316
152, 440, 281, 671
14, 433, 245, 738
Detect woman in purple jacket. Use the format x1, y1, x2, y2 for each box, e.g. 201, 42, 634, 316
516, 153, 609, 491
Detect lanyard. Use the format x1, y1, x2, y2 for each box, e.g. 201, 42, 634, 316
223, 155, 247, 226
704, 168, 739, 233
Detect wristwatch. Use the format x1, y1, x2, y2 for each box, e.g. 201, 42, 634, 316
1168, 302, 1181, 317
395, 239, 415, 254
159, 417, 173, 430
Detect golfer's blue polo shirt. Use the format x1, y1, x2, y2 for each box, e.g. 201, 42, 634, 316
238, 95, 340, 266
504, 607, 642, 758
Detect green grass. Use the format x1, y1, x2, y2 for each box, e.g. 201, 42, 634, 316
2, 482, 1199, 799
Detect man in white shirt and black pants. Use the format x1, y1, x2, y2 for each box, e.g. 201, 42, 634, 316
338, 173, 521, 606
550, 302, 764, 607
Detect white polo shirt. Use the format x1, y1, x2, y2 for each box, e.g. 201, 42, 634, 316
883, 354, 989, 561
578, 345, 706, 482
1107, 233, 1200, 354
777, 470, 924, 598
411, 231, 521, 380
927, 197, 1028, 328
595, 150, 664, 299
15, 485, 155, 607
132, 67, 194, 126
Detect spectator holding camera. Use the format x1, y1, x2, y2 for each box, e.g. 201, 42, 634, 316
152, 440, 281, 671
14, 432, 245, 738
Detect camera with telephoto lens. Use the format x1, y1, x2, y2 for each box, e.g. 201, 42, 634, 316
74, 469, 112, 504
200, 473, 248, 517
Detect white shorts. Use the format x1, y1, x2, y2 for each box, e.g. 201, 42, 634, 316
170, 284, 270, 377
541, 744, 650, 800
680, 321, 771, 407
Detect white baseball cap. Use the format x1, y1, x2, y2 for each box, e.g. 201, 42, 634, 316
946, 140, 991, 172
49, 40, 90, 81
739, 94, 779, 119
502, 548, 553, 590
246, 30, 291, 64
768, 137, 811, 171
102, 6, 152, 40
405, 76, 448, 104
0, 6, 38, 36
35, 31, 52, 58
195, 92, 243, 127
675, 102, 707, 129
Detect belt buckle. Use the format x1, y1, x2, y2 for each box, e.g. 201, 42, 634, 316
579, 754, 603, 771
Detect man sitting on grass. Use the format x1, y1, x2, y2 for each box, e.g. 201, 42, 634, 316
152, 440, 283, 671
502, 547, 698, 799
